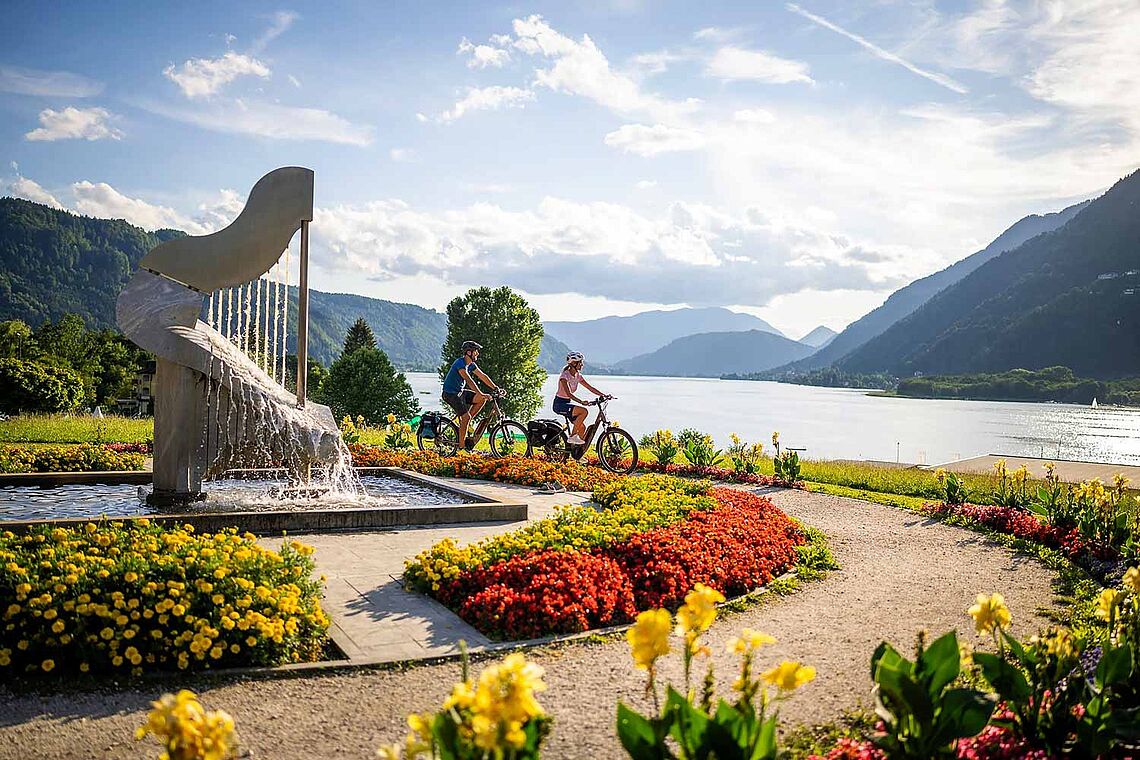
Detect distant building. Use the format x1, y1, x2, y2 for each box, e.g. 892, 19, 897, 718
1097, 272, 1120, 280
1127, 270, 1139, 276
115, 360, 156, 416
1125, 288, 1136, 296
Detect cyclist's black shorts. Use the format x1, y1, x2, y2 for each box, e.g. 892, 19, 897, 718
442, 390, 476, 416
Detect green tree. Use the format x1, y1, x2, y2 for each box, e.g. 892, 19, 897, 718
342, 317, 377, 356
320, 347, 419, 423
439, 286, 546, 420
0, 358, 85, 414
0, 320, 33, 359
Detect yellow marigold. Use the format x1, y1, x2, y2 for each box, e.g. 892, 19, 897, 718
1096, 589, 1122, 622
762, 660, 815, 691
968, 593, 1011, 635
727, 628, 777, 655
627, 608, 672, 670
675, 583, 724, 637
1124, 567, 1140, 594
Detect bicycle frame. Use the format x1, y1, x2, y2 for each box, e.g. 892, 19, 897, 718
563, 396, 615, 451
455, 393, 505, 442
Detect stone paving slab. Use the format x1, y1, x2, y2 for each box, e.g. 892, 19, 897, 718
934, 454, 1140, 483
262, 481, 591, 663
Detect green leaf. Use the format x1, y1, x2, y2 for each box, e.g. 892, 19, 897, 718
665, 687, 712, 760
974, 652, 1031, 701
1095, 643, 1133, 688
930, 688, 995, 744
875, 659, 934, 723
617, 702, 672, 760
917, 631, 961, 697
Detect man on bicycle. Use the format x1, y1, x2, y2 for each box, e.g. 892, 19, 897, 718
442, 340, 501, 451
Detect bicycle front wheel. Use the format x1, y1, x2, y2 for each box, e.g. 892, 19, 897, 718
418, 418, 460, 457
490, 420, 530, 457
596, 427, 638, 474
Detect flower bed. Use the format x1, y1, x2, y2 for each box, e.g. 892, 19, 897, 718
0, 443, 146, 473
406, 475, 804, 640
348, 445, 619, 491
0, 520, 329, 677
921, 502, 1092, 561
635, 459, 789, 486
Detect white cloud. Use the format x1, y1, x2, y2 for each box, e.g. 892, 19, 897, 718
389, 148, 416, 162
164, 51, 271, 98
438, 85, 535, 123
705, 46, 813, 84
311, 194, 902, 307
786, 3, 969, 94
4, 175, 64, 208
0, 65, 103, 97
457, 37, 511, 68
144, 98, 373, 145
509, 15, 699, 122
252, 10, 298, 53
604, 123, 706, 156
733, 108, 776, 124
693, 27, 746, 42
635, 179, 657, 189
25, 107, 122, 142
287, 74, 302, 88
71, 181, 206, 233
630, 50, 684, 75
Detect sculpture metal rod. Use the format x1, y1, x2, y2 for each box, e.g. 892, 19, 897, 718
296, 219, 310, 407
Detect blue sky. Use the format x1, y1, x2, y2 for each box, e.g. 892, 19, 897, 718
2, 1, 1137, 337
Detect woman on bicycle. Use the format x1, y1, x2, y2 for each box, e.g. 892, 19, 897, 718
553, 351, 605, 444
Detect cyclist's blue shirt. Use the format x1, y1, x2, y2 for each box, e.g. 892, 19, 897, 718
442, 357, 475, 394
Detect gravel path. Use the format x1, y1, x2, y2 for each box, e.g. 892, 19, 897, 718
0, 489, 1063, 760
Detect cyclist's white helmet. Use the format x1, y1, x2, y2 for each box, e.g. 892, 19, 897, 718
566, 351, 585, 363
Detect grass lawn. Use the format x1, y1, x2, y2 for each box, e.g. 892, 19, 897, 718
0, 414, 153, 444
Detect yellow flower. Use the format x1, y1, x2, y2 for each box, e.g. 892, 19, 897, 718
387, 413, 397, 425
676, 583, 724, 636
727, 628, 776, 655
993, 458, 1007, 475
376, 744, 402, 760
1042, 629, 1077, 661
762, 660, 815, 691
771, 431, 780, 446
627, 608, 672, 670
968, 592, 1011, 635
1124, 567, 1140, 594
443, 680, 475, 710
41, 659, 54, 672
1096, 589, 1122, 622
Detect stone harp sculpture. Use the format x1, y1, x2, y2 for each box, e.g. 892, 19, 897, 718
117, 167, 344, 505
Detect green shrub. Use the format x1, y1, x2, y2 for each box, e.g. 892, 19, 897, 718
0, 358, 85, 414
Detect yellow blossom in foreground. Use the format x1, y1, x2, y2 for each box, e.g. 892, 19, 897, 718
727, 628, 777, 655
627, 608, 672, 670
762, 660, 816, 691
1042, 629, 1078, 661
1120, 566, 1140, 595
675, 583, 725, 637
1096, 589, 1123, 622
376, 743, 402, 760
464, 653, 547, 751
135, 689, 237, 760
968, 593, 1011, 635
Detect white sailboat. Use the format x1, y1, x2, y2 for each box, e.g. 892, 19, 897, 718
1092, 397, 1098, 408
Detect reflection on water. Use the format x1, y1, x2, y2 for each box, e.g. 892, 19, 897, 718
0, 474, 473, 522
408, 373, 1140, 466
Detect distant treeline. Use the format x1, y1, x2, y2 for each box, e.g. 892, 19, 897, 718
895, 366, 1140, 405
723, 367, 896, 390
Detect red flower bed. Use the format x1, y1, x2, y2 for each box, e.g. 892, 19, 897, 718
453, 549, 637, 640
955, 725, 1053, 759
809, 738, 886, 760
921, 502, 1090, 561
602, 488, 802, 609
104, 441, 152, 454
636, 460, 789, 487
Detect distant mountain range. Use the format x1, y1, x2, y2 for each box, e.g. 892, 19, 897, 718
836, 169, 1140, 378
545, 307, 782, 365
614, 329, 814, 377
779, 199, 1091, 373
798, 326, 837, 349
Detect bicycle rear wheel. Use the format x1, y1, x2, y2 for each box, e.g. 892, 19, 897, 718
418, 418, 460, 457
596, 427, 638, 474
534, 429, 570, 463
490, 420, 530, 457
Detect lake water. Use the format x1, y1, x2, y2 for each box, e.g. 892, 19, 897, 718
405, 372, 1140, 466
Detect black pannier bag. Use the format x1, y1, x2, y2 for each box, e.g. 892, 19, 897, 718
526, 419, 563, 446
418, 411, 441, 439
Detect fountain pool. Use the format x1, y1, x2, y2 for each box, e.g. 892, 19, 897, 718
0, 471, 479, 523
